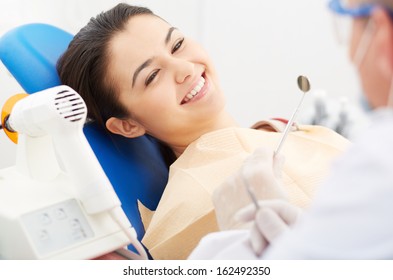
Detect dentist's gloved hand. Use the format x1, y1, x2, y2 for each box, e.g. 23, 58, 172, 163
213, 147, 287, 231
235, 199, 302, 256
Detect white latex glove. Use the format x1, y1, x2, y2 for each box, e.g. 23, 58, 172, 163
213, 147, 287, 230
235, 199, 302, 256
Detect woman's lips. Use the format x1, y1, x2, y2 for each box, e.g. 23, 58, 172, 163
181, 73, 209, 105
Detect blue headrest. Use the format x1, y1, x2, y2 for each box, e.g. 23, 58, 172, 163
0, 23, 168, 243
0, 23, 72, 93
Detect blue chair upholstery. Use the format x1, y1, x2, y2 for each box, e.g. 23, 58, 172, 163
0, 23, 169, 244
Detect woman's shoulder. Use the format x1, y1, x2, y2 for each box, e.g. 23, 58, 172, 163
251, 118, 298, 133
252, 118, 350, 150
173, 120, 350, 170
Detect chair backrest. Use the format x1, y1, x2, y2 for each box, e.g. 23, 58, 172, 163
0, 23, 168, 242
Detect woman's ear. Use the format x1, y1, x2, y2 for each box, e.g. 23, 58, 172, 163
106, 117, 146, 138
372, 8, 393, 78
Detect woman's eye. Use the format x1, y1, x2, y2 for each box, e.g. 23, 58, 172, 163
171, 38, 184, 54
145, 70, 159, 86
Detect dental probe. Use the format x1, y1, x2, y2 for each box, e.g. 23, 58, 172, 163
274, 75, 311, 156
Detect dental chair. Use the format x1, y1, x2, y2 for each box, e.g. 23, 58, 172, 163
0, 23, 169, 251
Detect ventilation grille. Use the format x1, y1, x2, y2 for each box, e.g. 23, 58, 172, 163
54, 90, 87, 122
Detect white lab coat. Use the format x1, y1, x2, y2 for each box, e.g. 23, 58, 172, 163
189, 109, 393, 260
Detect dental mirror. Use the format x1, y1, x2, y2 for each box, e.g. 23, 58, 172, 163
245, 76, 311, 210
297, 75, 310, 93
274, 75, 311, 156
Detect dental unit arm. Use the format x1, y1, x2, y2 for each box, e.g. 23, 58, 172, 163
0, 85, 147, 259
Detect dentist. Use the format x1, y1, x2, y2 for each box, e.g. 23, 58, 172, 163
190, 0, 393, 259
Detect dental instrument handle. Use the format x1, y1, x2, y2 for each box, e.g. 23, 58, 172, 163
246, 185, 260, 210
275, 75, 311, 156
274, 92, 306, 156
242, 174, 260, 210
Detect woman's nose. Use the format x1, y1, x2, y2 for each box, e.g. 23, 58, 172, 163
172, 58, 194, 84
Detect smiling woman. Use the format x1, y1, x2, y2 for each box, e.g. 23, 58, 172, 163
57, 3, 350, 259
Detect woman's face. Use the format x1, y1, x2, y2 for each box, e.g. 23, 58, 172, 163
107, 14, 226, 151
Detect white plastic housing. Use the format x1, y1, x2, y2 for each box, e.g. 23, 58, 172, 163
8, 85, 121, 214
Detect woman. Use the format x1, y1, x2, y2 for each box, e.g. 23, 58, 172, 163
57, 3, 349, 259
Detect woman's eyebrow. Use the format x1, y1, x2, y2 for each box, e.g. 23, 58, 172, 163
132, 27, 178, 88
132, 59, 152, 88
165, 27, 177, 44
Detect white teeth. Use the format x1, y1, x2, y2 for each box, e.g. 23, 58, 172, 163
185, 77, 205, 101
181, 76, 206, 104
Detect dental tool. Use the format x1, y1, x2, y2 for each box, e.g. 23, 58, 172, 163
243, 174, 260, 210
244, 76, 311, 210
275, 75, 311, 156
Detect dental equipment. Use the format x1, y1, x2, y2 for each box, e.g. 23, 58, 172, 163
335, 97, 350, 137
275, 75, 311, 156
245, 76, 311, 210
243, 175, 260, 210
312, 90, 328, 125
0, 86, 147, 259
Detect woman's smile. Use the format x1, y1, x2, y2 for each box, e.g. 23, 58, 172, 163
181, 73, 209, 105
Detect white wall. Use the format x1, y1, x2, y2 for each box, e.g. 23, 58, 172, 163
0, 0, 361, 168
